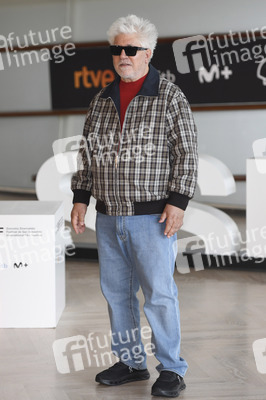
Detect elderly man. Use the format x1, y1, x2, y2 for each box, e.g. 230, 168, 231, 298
71, 14, 198, 398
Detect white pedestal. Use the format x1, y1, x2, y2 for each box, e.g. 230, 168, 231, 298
246, 159, 266, 258
0, 201, 65, 328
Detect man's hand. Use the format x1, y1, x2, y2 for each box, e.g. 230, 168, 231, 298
71, 203, 88, 234
159, 204, 184, 238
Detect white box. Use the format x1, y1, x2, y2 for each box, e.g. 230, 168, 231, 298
0, 201, 65, 328
246, 158, 266, 258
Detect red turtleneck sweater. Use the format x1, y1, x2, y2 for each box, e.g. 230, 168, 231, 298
119, 73, 148, 128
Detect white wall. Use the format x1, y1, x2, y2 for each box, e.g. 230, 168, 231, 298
0, 0, 266, 205
72, 0, 266, 40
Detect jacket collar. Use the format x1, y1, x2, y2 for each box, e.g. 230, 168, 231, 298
100, 63, 160, 101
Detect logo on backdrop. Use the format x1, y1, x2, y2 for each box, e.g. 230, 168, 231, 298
14, 262, 28, 268
49, 46, 116, 109
171, 27, 266, 105
49, 35, 266, 110
257, 58, 266, 85
73, 67, 115, 89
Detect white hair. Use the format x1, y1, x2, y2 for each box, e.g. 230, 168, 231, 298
107, 14, 158, 58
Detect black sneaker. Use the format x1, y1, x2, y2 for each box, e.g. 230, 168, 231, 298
151, 370, 186, 397
95, 361, 150, 386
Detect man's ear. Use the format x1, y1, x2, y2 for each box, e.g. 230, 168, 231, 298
145, 48, 152, 64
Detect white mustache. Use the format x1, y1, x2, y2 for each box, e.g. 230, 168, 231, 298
118, 62, 132, 66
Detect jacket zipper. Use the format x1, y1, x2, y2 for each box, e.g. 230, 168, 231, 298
115, 97, 138, 169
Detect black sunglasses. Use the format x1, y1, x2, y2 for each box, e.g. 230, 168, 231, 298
110, 45, 148, 56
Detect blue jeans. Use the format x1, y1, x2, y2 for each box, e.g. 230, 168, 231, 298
95, 212, 188, 377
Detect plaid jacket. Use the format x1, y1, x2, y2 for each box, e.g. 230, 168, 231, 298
71, 64, 198, 216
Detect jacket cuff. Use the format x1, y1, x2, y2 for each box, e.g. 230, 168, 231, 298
167, 192, 190, 211
72, 189, 91, 206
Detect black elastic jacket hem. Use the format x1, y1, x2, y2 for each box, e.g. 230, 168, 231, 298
72, 189, 91, 206
72, 189, 190, 213
167, 192, 190, 211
